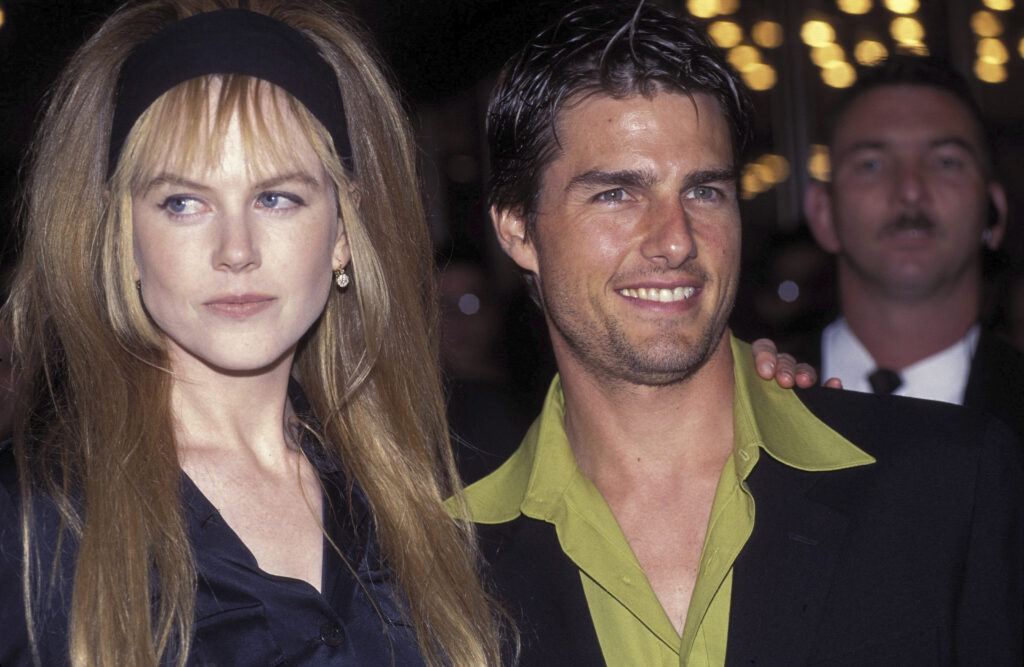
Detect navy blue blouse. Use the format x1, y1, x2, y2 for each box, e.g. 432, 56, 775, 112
0, 439, 426, 666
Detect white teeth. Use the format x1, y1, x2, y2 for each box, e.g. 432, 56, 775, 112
619, 286, 696, 302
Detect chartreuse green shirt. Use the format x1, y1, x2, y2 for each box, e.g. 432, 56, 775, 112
462, 336, 875, 666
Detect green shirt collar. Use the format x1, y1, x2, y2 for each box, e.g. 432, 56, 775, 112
464, 334, 874, 525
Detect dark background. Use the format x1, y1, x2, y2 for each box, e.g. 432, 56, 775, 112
3, 0, 1023, 406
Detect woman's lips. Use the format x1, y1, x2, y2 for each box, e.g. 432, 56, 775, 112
203, 294, 276, 318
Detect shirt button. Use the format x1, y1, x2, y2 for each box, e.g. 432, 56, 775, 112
320, 622, 345, 647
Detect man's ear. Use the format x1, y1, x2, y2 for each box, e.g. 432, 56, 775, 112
491, 206, 539, 274
804, 181, 841, 254
984, 182, 1008, 250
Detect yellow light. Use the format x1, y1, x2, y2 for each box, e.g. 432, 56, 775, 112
808, 144, 831, 182
884, 0, 919, 14
752, 21, 783, 48
854, 39, 889, 65
1019, 37, 1024, 59
741, 164, 769, 199
891, 16, 925, 43
837, 0, 872, 14
716, 0, 740, 15
978, 38, 1009, 64
974, 59, 1008, 83
742, 63, 777, 91
821, 61, 857, 88
811, 43, 846, 67
801, 20, 836, 47
758, 154, 791, 184
971, 11, 1003, 37
687, 0, 718, 19
982, 0, 1014, 10
727, 45, 762, 70
0, 8, 5, 28
897, 41, 930, 56
708, 21, 743, 48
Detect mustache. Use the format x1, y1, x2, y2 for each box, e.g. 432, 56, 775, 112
878, 213, 936, 238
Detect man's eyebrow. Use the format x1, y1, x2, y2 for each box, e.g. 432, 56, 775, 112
833, 140, 887, 163
565, 168, 658, 192
683, 168, 737, 190
565, 167, 736, 193
928, 136, 982, 158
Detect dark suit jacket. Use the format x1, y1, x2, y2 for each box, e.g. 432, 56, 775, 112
783, 327, 1024, 447
478, 387, 1024, 666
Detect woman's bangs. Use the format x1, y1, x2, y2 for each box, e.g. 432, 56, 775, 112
122, 76, 324, 190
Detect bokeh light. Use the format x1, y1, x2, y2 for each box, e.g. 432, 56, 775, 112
854, 39, 889, 65
974, 60, 1008, 83
752, 21, 783, 48
708, 21, 743, 48
971, 11, 1003, 37
759, 154, 791, 184
822, 61, 857, 88
742, 63, 777, 91
811, 43, 846, 67
891, 16, 925, 43
982, 0, 1014, 10
801, 20, 836, 47
884, 0, 919, 14
727, 44, 762, 70
977, 38, 1009, 64
687, 0, 718, 19
837, 0, 872, 15
1019, 36, 1024, 59
808, 145, 831, 182
716, 0, 740, 15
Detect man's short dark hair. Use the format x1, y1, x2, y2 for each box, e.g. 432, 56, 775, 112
828, 55, 993, 172
486, 0, 752, 237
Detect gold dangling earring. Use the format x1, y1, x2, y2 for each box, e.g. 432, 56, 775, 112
334, 268, 350, 289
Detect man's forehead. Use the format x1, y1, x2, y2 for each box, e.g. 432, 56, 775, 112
551, 90, 734, 162
833, 84, 985, 151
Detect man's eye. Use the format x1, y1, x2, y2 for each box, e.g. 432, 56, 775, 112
595, 188, 627, 202
690, 186, 717, 200
934, 155, 964, 170
855, 158, 882, 173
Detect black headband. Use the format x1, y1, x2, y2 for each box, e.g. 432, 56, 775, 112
108, 8, 352, 176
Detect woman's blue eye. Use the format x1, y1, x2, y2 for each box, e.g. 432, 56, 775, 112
160, 196, 201, 215
257, 192, 301, 209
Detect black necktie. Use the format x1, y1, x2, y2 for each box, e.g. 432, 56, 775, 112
868, 368, 902, 394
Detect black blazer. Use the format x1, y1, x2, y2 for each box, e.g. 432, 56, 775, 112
783, 327, 1024, 447
479, 387, 1024, 666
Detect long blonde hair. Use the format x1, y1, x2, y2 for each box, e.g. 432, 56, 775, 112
5, 1, 501, 665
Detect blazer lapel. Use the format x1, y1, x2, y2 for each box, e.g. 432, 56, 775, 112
478, 517, 606, 666
726, 454, 849, 666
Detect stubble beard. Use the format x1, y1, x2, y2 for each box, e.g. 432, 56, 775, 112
543, 282, 734, 388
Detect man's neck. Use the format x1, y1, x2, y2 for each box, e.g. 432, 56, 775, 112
556, 333, 736, 494
840, 274, 981, 371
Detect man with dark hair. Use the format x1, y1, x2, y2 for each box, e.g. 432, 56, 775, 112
803, 55, 1024, 443
463, 4, 1023, 665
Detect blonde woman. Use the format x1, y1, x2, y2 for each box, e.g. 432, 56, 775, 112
0, 1, 501, 665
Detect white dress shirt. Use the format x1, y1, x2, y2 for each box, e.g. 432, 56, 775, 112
821, 318, 980, 405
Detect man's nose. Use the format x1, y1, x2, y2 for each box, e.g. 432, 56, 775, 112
895, 160, 927, 207
639, 198, 697, 267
